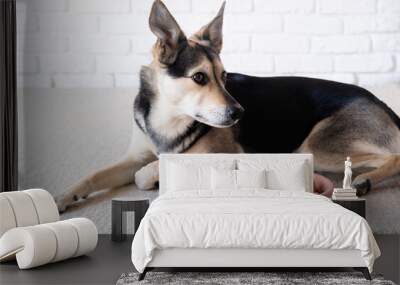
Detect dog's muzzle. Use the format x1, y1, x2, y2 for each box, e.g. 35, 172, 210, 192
193, 103, 244, 128
226, 104, 244, 122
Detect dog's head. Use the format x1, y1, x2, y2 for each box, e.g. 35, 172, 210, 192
148, 0, 244, 128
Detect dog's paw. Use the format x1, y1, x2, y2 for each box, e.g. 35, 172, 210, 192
55, 194, 77, 213
55, 196, 68, 213
352, 177, 371, 196
134, 167, 156, 190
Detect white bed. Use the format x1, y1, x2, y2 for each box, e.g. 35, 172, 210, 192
131, 154, 380, 280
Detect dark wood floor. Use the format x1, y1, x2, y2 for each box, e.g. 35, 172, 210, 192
1, 235, 399, 285
0, 235, 134, 285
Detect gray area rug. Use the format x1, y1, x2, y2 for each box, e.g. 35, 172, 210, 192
116, 272, 395, 285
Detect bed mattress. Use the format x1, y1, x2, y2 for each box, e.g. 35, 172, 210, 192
131, 190, 380, 273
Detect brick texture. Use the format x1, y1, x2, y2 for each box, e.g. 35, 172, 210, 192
16, 0, 400, 88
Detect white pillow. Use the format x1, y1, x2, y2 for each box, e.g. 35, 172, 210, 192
237, 169, 267, 189
237, 159, 308, 191
211, 168, 236, 190
166, 159, 235, 192
211, 168, 267, 190
167, 163, 210, 191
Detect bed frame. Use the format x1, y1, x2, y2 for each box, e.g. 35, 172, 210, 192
139, 154, 372, 281
140, 248, 371, 280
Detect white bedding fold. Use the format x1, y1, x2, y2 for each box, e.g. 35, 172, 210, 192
131, 190, 380, 273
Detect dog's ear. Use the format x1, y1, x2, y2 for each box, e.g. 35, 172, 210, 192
149, 0, 187, 65
191, 2, 225, 53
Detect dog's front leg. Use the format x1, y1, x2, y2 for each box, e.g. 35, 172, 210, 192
56, 122, 158, 212
56, 153, 155, 212
56, 159, 139, 212
135, 160, 159, 190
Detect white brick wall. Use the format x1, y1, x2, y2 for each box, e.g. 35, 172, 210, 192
16, 0, 400, 88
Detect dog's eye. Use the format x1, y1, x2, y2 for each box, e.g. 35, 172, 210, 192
221, 71, 227, 83
192, 72, 207, 85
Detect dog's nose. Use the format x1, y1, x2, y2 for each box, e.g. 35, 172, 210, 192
227, 105, 244, 121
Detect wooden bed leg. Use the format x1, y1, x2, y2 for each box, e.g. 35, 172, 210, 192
354, 267, 372, 280
138, 268, 148, 281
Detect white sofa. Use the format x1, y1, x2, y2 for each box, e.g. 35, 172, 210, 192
0, 189, 98, 269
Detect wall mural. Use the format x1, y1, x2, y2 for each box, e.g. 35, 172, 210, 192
55, 1, 400, 215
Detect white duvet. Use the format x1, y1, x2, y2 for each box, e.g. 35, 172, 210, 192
131, 190, 380, 273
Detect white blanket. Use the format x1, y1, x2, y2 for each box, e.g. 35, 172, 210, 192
131, 190, 380, 273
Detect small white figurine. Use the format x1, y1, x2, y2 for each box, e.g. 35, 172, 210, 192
343, 157, 353, 189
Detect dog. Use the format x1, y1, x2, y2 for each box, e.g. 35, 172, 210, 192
56, 0, 400, 212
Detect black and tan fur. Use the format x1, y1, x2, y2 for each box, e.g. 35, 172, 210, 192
56, 0, 400, 212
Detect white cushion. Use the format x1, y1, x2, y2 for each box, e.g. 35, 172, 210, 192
64, 218, 98, 257
0, 196, 17, 237
42, 221, 79, 262
24, 189, 59, 224
238, 159, 308, 191
2, 226, 57, 268
0, 218, 97, 269
211, 169, 268, 190
0, 189, 60, 237
1, 192, 39, 227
